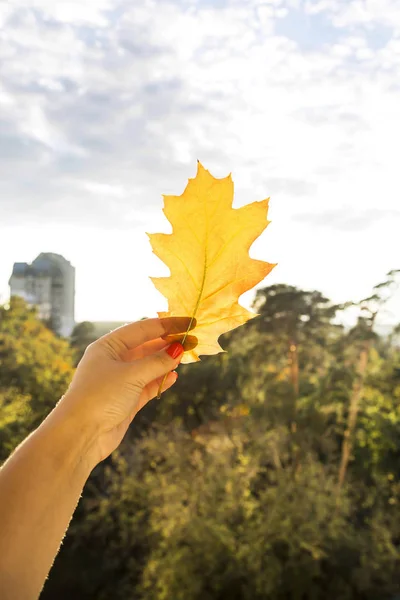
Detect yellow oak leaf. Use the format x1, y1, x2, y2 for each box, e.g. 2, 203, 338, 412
148, 161, 276, 364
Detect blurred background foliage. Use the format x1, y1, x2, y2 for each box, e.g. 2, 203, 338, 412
1, 275, 400, 599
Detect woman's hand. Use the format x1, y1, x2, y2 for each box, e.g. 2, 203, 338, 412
0, 317, 198, 599
54, 317, 195, 467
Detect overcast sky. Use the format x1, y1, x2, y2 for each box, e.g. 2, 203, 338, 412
1, 0, 399, 324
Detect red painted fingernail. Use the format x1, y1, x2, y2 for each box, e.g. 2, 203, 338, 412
166, 342, 184, 360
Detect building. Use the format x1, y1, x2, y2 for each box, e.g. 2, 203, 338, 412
9, 253, 75, 337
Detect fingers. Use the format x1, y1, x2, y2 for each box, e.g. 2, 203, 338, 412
131, 342, 184, 387
123, 338, 168, 362
136, 371, 178, 412
101, 317, 195, 354
124, 334, 198, 362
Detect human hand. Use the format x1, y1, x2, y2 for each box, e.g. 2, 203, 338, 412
54, 317, 196, 467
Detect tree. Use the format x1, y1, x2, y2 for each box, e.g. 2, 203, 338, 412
0, 297, 75, 458
55, 417, 399, 600
337, 270, 400, 492
70, 321, 97, 365
3, 281, 400, 599
247, 285, 342, 431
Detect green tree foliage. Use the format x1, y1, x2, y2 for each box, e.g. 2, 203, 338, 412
70, 321, 97, 364
252, 285, 342, 398
135, 422, 399, 600
0, 297, 75, 458
45, 421, 400, 600
2, 278, 400, 599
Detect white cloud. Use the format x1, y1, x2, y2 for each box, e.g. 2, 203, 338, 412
331, 0, 400, 31
13, 0, 113, 26
82, 181, 126, 197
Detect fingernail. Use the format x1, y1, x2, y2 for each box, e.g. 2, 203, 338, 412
166, 342, 184, 360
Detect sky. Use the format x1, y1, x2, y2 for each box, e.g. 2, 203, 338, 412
0, 0, 399, 325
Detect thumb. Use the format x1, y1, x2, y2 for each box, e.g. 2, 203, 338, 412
130, 342, 184, 386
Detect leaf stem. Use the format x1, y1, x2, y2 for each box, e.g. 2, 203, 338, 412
158, 241, 208, 398
182, 248, 208, 344
157, 373, 169, 399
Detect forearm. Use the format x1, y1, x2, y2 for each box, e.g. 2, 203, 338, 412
0, 407, 96, 600
0, 318, 186, 599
